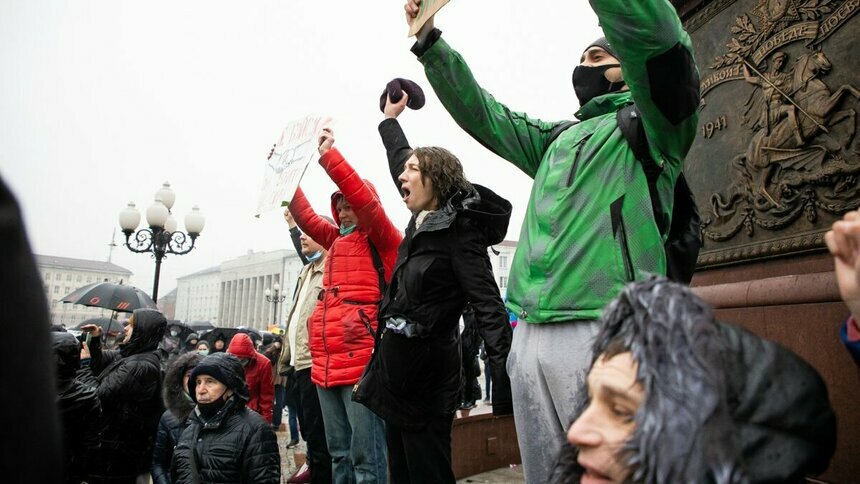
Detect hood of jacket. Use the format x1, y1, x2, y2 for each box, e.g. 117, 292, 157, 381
227, 332, 257, 359
188, 352, 250, 404
329, 179, 382, 227
119, 308, 167, 357
163, 351, 202, 421
184, 332, 199, 346
52, 332, 81, 390
413, 184, 511, 245
552, 277, 836, 483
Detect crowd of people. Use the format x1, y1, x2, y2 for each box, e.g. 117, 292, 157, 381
4, 0, 857, 483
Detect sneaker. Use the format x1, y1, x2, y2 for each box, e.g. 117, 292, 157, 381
459, 401, 476, 411
287, 463, 311, 483
286, 439, 300, 448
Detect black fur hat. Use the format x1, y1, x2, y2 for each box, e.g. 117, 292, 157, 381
379, 78, 425, 113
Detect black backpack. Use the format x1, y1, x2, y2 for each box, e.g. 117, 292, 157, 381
548, 104, 701, 284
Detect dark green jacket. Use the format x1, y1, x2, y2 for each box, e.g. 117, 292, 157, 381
416, 0, 700, 322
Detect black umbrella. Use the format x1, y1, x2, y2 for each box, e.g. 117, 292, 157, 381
61, 282, 157, 313
73, 317, 125, 336
203, 327, 241, 352
236, 326, 262, 343
190, 320, 215, 332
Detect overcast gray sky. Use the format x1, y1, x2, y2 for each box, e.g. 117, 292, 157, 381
1, 0, 601, 297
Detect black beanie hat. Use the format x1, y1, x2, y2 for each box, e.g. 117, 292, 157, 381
188, 353, 250, 403
379, 78, 426, 113
584, 36, 618, 61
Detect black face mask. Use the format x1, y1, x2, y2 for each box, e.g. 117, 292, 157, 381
198, 393, 229, 419
572, 64, 624, 106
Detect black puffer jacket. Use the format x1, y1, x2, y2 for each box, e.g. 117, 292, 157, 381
85, 308, 167, 481
151, 352, 202, 484
172, 353, 280, 484
53, 332, 101, 484
354, 119, 513, 430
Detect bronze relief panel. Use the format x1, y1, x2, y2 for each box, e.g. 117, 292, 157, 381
683, 0, 860, 266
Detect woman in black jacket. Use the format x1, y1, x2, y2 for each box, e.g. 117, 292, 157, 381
151, 352, 202, 484
171, 352, 280, 484
354, 90, 514, 484
80, 308, 167, 483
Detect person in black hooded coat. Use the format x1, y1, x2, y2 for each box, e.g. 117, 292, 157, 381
550, 277, 836, 483
151, 352, 202, 484
53, 331, 102, 483
171, 352, 280, 484
80, 308, 167, 483
353, 92, 514, 483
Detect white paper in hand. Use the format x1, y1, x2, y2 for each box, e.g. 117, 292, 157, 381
255, 115, 334, 217
408, 0, 450, 37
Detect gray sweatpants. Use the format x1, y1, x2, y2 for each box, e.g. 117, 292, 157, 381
506, 319, 601, 483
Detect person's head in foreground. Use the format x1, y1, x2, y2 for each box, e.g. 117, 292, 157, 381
552, 277, 836, 483
188, 352, 250, 419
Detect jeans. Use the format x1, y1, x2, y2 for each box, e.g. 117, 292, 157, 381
287, 402, 300, 442
273, 384, 286, 427
317, 385, 387, 484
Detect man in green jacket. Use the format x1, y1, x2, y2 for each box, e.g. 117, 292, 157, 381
404, 0, 700, 481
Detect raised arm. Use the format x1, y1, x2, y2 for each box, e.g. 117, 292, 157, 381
288, 188, 339, 251
318, 135, 402, 253
590, 0, 700, 165
284, 208, 309, 265
402, 7, 557, 178
379, 94, 414, 192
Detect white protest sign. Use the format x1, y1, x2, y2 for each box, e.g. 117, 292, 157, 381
255, 115, 334, 217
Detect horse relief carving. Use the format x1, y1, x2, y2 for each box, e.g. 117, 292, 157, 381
699, 0, 860, 243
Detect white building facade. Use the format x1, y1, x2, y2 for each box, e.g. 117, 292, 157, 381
36, 255, 133, 326
487, 240, 518, 300
174, 249, 305, 331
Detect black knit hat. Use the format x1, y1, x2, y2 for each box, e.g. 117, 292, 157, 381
584, 36, 618, 60
188, 352, 250, 403
379, 78, 426, 112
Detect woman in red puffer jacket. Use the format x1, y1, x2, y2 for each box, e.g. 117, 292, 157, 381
288, 128, 401, 483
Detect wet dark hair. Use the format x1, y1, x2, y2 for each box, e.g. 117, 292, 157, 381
551, 277, 742, 483
410, 146, 472, 204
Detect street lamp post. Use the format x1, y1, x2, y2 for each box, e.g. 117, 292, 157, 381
265, 283, 287, 327
118, 182, 205, 303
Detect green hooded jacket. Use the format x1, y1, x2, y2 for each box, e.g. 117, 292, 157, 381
415, 0, 700, 323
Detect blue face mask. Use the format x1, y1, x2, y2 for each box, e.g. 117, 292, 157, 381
198, 349, 209, 356
306, 251, 323, 262
339, 223, 356, 236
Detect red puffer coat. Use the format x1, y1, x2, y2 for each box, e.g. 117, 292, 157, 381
227, 333, 275, 422
290, 148, 401, 387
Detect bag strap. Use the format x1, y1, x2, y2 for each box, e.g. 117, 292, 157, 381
367, 240, 386, 293
546, 120, 579, 147
616, 104, 669, 235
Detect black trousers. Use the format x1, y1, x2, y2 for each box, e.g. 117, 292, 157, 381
295, 368, 333, 484
386, 413, 456, 484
